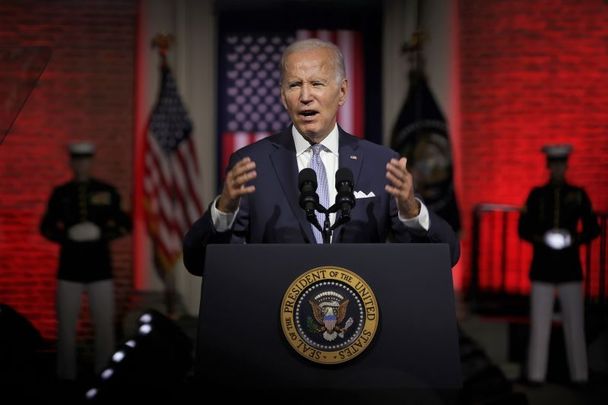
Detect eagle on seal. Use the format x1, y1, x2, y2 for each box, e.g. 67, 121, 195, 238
309, 298, 350, 342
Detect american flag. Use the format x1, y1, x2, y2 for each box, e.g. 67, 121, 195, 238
143, 65, 204, 272
219, 30, 365, 177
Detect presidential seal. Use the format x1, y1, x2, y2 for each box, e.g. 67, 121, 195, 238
280, 266, 379, 365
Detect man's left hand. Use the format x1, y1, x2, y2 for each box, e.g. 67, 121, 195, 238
385, 157, 420, 219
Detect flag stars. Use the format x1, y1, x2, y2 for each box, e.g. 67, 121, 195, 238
222, 34, 293, 132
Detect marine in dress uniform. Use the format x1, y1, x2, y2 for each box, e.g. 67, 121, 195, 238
40, 142, 131, 381
518, 144, 600, 386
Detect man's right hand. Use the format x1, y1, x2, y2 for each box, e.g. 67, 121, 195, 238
217, 157, 257, 213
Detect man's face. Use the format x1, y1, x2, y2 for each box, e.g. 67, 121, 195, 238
280, 47, 347, 142
548, 160, 567, 183
70, 156, 93, 180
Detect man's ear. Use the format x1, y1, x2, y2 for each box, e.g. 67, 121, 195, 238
338, 79, 348, 107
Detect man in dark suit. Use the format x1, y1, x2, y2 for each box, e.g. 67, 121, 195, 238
183, 38, 459, 276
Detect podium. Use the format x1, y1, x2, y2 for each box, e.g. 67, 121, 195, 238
195, 243, 461, 402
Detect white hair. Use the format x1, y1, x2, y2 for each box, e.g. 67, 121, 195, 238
280, 38, 346, 84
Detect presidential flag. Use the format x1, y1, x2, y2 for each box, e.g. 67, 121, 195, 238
218, 30, 364, 178
390, 70, 461, 233
143, 65, 204, 273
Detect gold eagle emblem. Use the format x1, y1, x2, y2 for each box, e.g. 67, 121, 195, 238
308, 292, 353, 342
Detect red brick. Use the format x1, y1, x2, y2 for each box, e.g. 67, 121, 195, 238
457, 0, 608, 289
0, 0, 136, 341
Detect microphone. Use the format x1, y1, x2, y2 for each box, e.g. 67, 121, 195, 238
298, 168, 319, 221
335, 167, 355, 218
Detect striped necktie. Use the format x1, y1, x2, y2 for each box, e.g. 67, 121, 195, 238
310, 143, 329, 243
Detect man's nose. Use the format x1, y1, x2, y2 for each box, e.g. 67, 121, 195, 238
299, 84, 312, 104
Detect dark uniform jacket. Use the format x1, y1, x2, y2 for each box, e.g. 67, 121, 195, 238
40, 178, 132, 282
518, 181, 600, 283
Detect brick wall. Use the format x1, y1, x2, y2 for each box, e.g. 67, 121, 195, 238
458, 0, 608, 289
0, 0, 136, 341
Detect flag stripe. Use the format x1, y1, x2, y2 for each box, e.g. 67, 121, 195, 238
220, 131, 271, 176
175, 145, 203, 221
146, 141, 190, 231
338, 30, 354, 134
148, 152, 189, 251
144, 142, 186, 236
352, 31, 365, 137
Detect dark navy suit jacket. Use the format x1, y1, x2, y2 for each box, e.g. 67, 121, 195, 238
183, 127, 460, 276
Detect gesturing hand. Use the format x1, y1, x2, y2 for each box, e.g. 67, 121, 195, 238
217, 157, 257, 213
385, 157, 420, 219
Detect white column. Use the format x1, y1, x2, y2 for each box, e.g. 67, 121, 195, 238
135, 0, 216, 316
173, 0, 216, 316
382, 0, 412, 146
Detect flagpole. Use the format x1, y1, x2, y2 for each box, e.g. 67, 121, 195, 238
401, 0, 425, 76
149, 32, 179, 319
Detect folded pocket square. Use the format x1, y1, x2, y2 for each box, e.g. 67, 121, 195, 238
354, 190, 376, 199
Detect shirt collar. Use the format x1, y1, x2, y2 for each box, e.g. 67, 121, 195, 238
292, 124, 339, 157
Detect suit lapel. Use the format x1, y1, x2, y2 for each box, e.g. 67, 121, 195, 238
269, 129, 316, 243
335, 129, 363, 243
338, 129, 363, 193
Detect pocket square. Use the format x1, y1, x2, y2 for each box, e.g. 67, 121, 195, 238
354, 190, 376, 199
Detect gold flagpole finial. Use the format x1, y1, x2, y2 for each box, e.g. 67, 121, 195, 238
401, 29, 427, 74
401, 30, 426, 54
151, 33, 175, 66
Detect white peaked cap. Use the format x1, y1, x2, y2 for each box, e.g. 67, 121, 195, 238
68, 142, 96, 157
541, 144, 572, 160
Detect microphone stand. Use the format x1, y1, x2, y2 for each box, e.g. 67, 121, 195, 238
310, 203, 351, 244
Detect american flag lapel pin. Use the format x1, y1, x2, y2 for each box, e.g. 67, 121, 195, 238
350, 155, 357, 160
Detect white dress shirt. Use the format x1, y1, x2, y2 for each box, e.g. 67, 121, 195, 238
210, 124, 430, 233
293, 124, 340, 229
